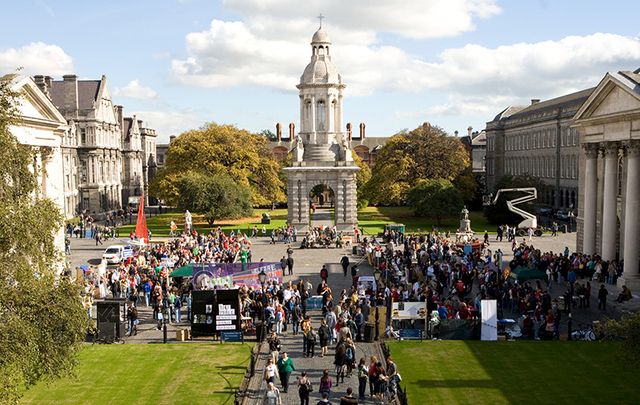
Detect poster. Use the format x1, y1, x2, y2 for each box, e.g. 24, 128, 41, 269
357, 276, 377, 293
391, 301, 427, 320
481, 299, 498, 341
215, 289, 241, 332
192, 262, 283, 290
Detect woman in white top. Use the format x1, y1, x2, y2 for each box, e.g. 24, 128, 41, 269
263, 382, 281, 405
264, 358, 279, 384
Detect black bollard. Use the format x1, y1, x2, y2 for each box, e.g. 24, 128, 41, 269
163, 320, 168, 343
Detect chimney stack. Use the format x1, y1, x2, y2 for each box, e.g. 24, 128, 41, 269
169, 135, 176, 143
454, 130, 459, 137
276, 122, 282, 141
346, 123, 352, 141
467, 126, 473, 137
33, 75, 50, 98
422, 122, 431, 132
62, 74, 79, 114
289, 122, 295, 140
531, 99, 540, 105
359, 122, 366, 139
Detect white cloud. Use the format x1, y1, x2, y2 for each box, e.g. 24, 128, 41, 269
0, 42, 73, 76
172, 0, 501, 94
131, 110, 200, 141
114, 80, 158, 99
171, 0, 640, 121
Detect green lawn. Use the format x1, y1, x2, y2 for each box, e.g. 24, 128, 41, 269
388, 341, 637, 404
120, 206, 496, 237
119, 209, 289, 237
21, 343, 252, 405
357, 206, 495, 235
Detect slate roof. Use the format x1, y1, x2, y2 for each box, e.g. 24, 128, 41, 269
49, 80, 100, 110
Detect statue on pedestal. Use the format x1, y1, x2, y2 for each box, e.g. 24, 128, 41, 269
341, 136, 353, 162
293, 135, 304, 162
458, 206, 472, 234
184, 210, 192, 233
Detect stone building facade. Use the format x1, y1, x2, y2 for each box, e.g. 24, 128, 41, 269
9, 76, 68, 252
485, 89, 593, 210
573, 69, 640, 281
283, 27, 359, 232
31, 74, 157, 216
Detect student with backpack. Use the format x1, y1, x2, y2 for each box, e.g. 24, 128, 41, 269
306, 326, 317, 358
298, 371, 312, 405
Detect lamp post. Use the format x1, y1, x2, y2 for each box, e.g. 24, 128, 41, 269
258, 270, 267, 342
374, 270, 381, 340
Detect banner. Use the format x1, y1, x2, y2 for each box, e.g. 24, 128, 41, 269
481, 299, 498, 341
192, 262, 283, 290
391, 301, 427, 320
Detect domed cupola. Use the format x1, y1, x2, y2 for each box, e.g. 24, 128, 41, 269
300, 27, 343, 85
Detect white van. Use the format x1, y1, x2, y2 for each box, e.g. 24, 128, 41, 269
102, 244, 133, 264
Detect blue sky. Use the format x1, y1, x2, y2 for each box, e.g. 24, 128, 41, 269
1, 0, 639, 142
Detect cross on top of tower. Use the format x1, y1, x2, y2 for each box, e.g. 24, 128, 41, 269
317, 13, 324, 28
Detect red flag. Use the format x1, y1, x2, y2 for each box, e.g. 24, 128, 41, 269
135, 193, 148, 243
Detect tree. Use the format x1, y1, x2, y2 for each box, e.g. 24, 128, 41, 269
0, 74, 87, 404
150, 123, 285, 206
352, 151, 372, 208
604, 312, 640, 365
176, 172, 253, 225
259, 129, 277, 141
484, 174, 549, 225
365, 123, 470, 205
406, 179, 464, 226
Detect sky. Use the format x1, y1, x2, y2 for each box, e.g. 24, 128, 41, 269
1, 0, 639, 143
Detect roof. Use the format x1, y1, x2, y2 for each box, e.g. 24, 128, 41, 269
493, 106, 525, 121
122, 117, 132, 137
311, 27, 331, 44
508, 88, 594, 119
49, 79, 101, 110
614, 69, 640, 94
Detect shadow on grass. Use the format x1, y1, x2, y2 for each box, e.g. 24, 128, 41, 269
415, 380, 494, 389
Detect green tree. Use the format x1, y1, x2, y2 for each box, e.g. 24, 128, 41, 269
176, 172, 253, 225
150, 123, 284, 206
365, 123, 470, 205
484, 174, 549, 225
352, 151, 372, 208
259, 129, 277, 141
604, 311, 640, 365
0, 74, 87, 404
406, 179, 464, 225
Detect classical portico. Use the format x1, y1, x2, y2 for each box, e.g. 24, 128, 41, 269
284, 26, 359, 233
574, 69, 640, 284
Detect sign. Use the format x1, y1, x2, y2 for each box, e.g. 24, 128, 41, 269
391, 301, 427, 320
306, 295, 323, 310
481, 299, 498, 341
357, 276, 377, 293
192, 262, 283, 290
123, 246, 134, 259
399, 329, 423, 340
214, 289, 241, 333
221, 331, 244, 343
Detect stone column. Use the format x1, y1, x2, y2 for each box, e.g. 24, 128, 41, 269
623, 142, 640, 276
582, 144, 598, 255
311, 96, 316, 140
601, 142, 619, 261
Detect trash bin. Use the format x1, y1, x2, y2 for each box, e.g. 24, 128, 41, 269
363, 323, 375, 342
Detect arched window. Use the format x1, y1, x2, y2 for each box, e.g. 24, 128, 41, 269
316, 100, 326, 131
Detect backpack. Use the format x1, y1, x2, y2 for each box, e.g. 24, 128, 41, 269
345, 346, 354, 362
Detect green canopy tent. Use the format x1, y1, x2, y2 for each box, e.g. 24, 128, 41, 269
170, 264, 194, 278
510, 266, 546, 281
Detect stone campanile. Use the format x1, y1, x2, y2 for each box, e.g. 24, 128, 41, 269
284, 25, 359, 233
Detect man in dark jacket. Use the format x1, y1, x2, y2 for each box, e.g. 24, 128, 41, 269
341, 255, 350, 277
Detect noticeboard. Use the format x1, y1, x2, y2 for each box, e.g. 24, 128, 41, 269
221, 331, 244, 342
391, 301, 427, 320
214, 289, 241, 333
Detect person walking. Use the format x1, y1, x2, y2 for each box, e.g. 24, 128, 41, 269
264, 358, 280, 385
287, 256, 295, 276
357, 358, 368, 401
320, 265, 329, 283
598, 284, 608, 311
126, 301, 138, 336
340, 255, 349, 277
297, 371, 312, 405
318, 319, 330, 357
339, 387, 358, 405
264, 382, 282, 405
306, 326, 317, 358
277, 352, 295, 393
268, 332, 282, 364
319, 369, 333, 400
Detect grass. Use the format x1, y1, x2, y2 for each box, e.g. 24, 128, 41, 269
119, 209, 289, 237
357, 206, 495, 235
388, 340, 637, 404
21, 343, 252, 405
119, 206, 496, 237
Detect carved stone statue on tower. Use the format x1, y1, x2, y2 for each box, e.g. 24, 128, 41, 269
293, 135, 304, 162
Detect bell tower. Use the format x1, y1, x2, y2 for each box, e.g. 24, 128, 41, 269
284, 24, 359, 233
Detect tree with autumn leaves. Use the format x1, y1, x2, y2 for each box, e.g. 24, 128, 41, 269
364, 122, 472, 215
151, 123, 285, 210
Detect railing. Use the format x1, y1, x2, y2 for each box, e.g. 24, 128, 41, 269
234, 342, 263, 405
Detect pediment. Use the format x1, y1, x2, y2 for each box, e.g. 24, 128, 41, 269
574, 73, 640, 122
12, 77, 67, 126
